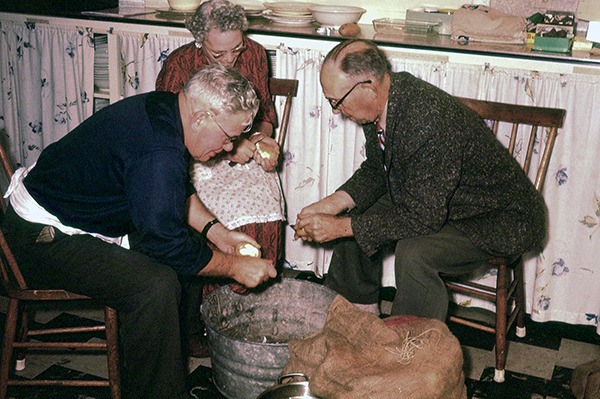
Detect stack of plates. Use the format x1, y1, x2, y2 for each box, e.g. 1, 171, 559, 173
94, 98, 110, 113
155, 7, 196, 20
242, 5, 265, 17
262, 2, 315, 26
94, 35, 109, 92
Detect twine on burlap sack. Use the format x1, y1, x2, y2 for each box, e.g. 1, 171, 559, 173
384, 328, 443, 365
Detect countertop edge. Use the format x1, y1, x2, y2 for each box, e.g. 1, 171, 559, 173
1, 9, 599, 67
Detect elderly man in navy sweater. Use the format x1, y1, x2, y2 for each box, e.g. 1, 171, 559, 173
2, 64, 277, 399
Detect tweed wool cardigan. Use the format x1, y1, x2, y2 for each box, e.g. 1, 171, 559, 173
339, 72, 546, 258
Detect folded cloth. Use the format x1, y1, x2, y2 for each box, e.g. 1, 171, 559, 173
451, 4, 526, 44
282, 295, 466, 399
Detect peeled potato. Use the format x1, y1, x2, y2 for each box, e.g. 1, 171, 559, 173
339, 22, 361, 37
235, 242, 261, 258
255, 142, 274, 160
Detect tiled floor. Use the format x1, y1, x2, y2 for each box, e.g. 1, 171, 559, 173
1, 273, 599, 399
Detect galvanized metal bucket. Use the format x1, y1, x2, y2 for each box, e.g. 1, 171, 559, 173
201, 278, 336, 399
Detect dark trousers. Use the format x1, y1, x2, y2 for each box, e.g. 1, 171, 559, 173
2, 206, 188, 399
325, 199, 494, 321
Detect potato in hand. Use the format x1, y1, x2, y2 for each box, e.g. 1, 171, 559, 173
256, 142, 276, 160
235, 241, 261, 258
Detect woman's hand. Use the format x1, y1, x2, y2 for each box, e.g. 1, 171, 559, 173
226, 138, 256, 164
253, 135, 280, 171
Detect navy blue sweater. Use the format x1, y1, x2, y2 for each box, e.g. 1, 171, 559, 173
23, 92, 211, 275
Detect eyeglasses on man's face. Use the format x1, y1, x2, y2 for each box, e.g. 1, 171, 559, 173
328, 79, 372, 110
203, 41, 247, 61
208, 112, 252, 143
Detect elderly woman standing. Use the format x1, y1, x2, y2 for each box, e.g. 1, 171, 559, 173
156, 0, 285, 357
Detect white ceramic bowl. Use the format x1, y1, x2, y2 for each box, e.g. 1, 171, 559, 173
309, 5, 366, 27
167, 0, 201, 11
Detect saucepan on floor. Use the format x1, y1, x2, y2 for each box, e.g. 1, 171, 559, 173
256, 373, 320, 399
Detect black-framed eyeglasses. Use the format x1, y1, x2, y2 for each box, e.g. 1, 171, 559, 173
203, 40, 247, 60
329, 79, 372, 110
208, 112, 252, 143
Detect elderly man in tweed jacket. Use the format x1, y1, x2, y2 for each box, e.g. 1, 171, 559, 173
294, 39, 546, 321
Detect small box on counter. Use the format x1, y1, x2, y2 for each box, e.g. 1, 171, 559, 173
543, 10, 575, 26
532, 36, 573, 53
571, 36, 594, 53
536, 23, 574, 37
532, 15, 575, 53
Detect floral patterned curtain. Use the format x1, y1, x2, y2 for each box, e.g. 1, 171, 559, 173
276, 44, 600, 334
276, 46, 365, 277
0, 20, 95, 167
118, 30, 190, 98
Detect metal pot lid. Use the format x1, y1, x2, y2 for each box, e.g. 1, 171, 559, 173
256, 373, 320, 399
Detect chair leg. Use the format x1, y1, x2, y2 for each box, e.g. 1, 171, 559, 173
514, 261, 527, 338
494, 260, 508, 383
14, 306, 29, 371
104, 306, 121, 399
0, 298, 19, 398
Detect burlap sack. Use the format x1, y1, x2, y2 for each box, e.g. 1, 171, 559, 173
283, 295, 466, 399
572, 359, 600, 399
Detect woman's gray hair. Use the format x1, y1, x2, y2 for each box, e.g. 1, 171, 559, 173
183, 63, 259, 118
186, 0, 248, 45
324, 39, 391, 82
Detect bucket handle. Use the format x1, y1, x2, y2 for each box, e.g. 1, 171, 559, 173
278, 372, 309, 385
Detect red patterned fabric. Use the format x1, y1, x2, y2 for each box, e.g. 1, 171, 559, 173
234, 220, 283, 262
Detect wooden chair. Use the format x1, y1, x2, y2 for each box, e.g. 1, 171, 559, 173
269, 77, 299, 149
443, 97, 566, 383
0, 144, 121, 399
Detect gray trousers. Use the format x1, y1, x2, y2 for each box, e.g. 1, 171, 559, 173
325, 200, 494, 321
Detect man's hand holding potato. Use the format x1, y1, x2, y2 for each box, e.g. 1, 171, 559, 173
294, 214, 352, 243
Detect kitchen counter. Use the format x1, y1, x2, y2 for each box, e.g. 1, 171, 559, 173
1, 6, 599, 67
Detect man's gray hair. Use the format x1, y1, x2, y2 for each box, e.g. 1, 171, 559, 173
186, 0, 248, 45
184, 64, 259, 118
324, 39, 391, 82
